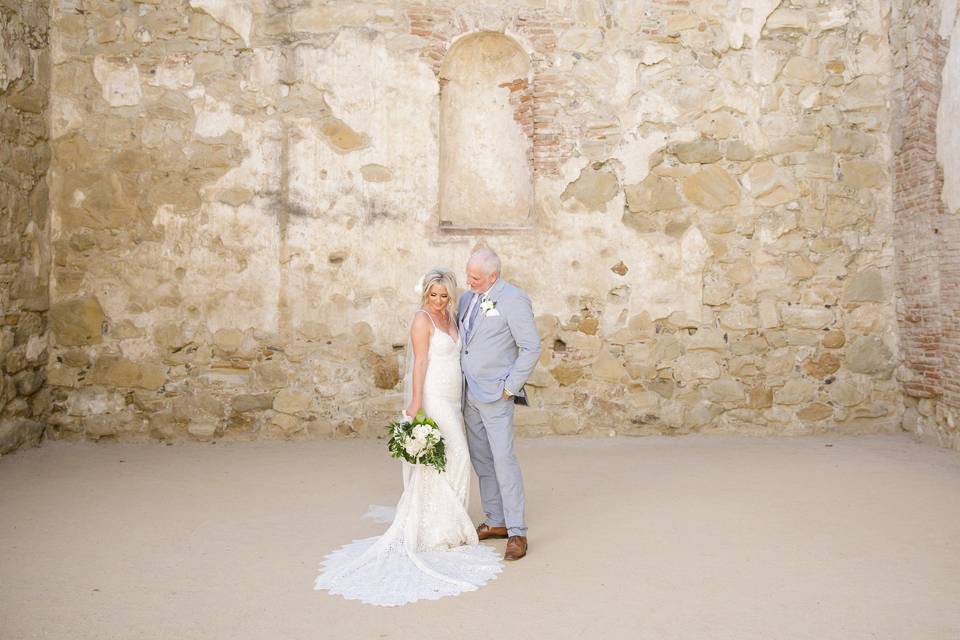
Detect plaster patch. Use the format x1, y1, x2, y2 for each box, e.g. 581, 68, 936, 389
722, 0, 781, 50
194, 95, 245, 137
92, 57, 142, 107
149, 56, 195, 89
940, 0, 958, 38
189, 0, 252, 47
938, 17, 960, 214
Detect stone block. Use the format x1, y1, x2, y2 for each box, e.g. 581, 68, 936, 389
270, 413, 304, 435
671, 140, 721, 164
782, 56, 823, 83
681, 165, 740, 208
188, 420, 219, 440
213, 328, 245, 352
625, 174, 682, 212
766, 8, 810, 31
92, 57, 142, 107
706, 377, 744, 403
591, 349, 627, 383
90, 356, 166, 390
369, 353, 401, 390
758, 300, 780, 328
321, 116, 367, 153
747, 385, 774, 409
685, 327, 726, 351
840, 160, 886, 188
803, 353, 841, 378
774, 379, 815, 405
846, 336, 894, 377
232, 393, 274, 412
829, 379, 868, 406
50, 296, 105, 346
719, 305, 759, 330
797, 403, 833, 421
360, 164, 393, 182
822, 331, 846, 349
0, 418, 45, 455
273, 389, 312, 414
839, 76, 885, 111
562, 162, 620, 211
672, 352, 721, 383
830, 128, 877, 155
723, 140, 754, 161
743, 162, 800, 207
842, 269, 886, 304
189, 0, 253, 46
551, 364, 585, 386
781, 306, 835, 330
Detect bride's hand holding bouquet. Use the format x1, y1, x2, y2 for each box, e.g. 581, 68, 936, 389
387, 411, 447, 473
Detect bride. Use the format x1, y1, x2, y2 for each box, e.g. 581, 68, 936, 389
314, 268, 502, 606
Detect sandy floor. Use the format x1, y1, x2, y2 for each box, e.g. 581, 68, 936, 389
1, 433, 959, 640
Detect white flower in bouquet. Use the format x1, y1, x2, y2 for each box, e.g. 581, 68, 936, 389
404, 438, 426, 457
412, 424, 432, 441
386, 413, 447, 472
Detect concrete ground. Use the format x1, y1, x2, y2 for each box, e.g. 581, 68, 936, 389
1, 433, 958, 640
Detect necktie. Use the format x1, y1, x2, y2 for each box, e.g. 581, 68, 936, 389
464, 294, 483, 341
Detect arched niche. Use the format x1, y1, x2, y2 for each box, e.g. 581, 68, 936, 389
438, 32, 533, 231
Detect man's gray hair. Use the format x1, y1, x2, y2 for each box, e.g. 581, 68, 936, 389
468, 248, 501, 276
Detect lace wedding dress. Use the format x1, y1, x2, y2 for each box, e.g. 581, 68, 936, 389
314, 311, 503, 606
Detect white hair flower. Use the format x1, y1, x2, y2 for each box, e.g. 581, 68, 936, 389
413, 275, 425, 296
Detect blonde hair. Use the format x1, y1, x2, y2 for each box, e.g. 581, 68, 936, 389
418, 267, 459, 317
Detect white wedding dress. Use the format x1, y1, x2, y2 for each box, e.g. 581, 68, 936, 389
314, 311, 503, 606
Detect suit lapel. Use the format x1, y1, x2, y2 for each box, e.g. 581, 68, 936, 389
461, 292, 477, 346
467, 279, 505, 346
459, 292, 474, 325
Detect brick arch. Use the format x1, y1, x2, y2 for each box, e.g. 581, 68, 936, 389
437, 32, 534, 231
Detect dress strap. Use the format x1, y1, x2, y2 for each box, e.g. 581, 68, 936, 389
416, 309, 438, 329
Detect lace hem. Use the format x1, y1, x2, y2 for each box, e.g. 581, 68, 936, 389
314, 536, 503, 607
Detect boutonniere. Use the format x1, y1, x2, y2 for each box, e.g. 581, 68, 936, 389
480, 297, 499, 316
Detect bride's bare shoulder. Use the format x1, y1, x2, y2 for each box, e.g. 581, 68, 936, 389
410, 310, 433, 335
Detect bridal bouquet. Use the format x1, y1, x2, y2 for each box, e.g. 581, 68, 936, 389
386, 412, 447, 473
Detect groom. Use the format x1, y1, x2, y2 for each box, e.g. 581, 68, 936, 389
459, 249, 541, 561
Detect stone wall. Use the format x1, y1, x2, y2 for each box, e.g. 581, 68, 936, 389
892, 0, 960, 451
0, 1, 51, 455
45, 0, 900, 443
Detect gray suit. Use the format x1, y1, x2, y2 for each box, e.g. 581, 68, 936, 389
459, 279, 541, 537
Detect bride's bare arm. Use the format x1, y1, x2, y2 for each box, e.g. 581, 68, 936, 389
405, 313, 432, 418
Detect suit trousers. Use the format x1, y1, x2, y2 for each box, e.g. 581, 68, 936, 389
463, 387, 527, 537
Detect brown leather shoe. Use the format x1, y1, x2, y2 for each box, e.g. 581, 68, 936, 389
504, 536, 527, 561
477, 523, 508, 540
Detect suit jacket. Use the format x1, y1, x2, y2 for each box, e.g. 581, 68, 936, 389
458, 279, 541, 404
